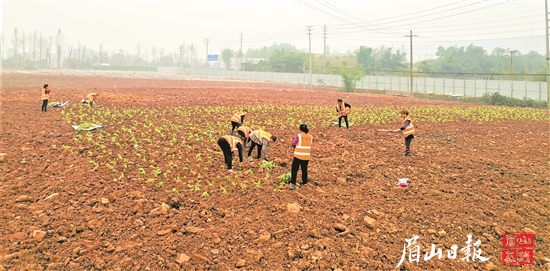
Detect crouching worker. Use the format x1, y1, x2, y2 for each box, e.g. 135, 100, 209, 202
230, 109, 248, 135
248, 129, 277, 161
217, 135, 244, 173
236, 126, 253, 147
289, 124, 313, 190
82, 93, 99, 107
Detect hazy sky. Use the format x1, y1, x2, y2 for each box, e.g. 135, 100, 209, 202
2, 0, 547, 61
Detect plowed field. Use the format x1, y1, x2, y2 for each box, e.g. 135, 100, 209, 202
1, 71, 549, 271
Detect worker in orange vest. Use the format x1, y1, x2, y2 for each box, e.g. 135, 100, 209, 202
398, 110, 416, 156
236, 126, 253, 147
230, 109, 248, 135
217, 135, 244, 173
336, 98, 352, 130
248, 129, 277, 161
41, 84, 51, 112
82, 93, 100, 107
289, 124, 313, 190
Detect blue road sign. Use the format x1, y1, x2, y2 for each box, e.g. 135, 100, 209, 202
207, 54, 219, 61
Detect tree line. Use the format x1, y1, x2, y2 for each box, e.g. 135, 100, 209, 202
2, 27, 547, 82
1, 28, 201, 69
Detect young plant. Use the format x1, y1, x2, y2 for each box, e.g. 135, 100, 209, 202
259, 161, 276, 170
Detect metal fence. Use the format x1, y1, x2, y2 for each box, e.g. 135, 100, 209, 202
157, 67, 548, 102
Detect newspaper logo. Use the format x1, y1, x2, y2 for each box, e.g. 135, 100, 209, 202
501, 233, 535, 266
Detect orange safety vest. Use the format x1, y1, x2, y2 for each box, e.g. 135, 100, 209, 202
231, 112, 246, 124
336, 102, 348, 116
402, 117, 415, 138
251, 130, 272, 143
236, 126, 252, 139
222, 135, 243, 152
294, 132, 312, 161
86, 93, 97, 102
41, 88, 50, 100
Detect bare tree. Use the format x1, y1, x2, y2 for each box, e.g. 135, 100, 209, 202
67, 45, 73, 59
144, 45, 149, 63
151, 45, 158, 63
77, 43, 83, 68
135, 42, 141, 59
46, 36, 53, 68
0, 32, 4, 60
81, 46, 87, 67
188, 44, 195, 67
99, 44, 103, 63
30, 30, 38, 62
11, 27, 19, 57
20, 31, 27, 62
38, 32, 45, 65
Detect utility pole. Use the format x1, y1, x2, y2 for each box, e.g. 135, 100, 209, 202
545, 0, 549, 108
240, 32, 243, 71
307, 26, 312, 85
405, 30, 418, 96
323, 24, 327, 74
507, 49, 518, 80
203, 38, 210, 65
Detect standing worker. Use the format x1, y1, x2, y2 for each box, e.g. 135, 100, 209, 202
217, 135, 244, 173
82, 93, 99, 107
248, 129, 277, 161
230, 109, 248, 135
289, 124, 313, 190
398, 109, 415, 156
336, 98, 352, 130
41, 84, 51, 112
236, 126, 253, 147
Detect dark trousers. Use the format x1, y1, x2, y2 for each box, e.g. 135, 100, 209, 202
217, 138, 234, 170
247, 141, 262, 158
236, 131, 251, 146
230, 121, 240, 135
41, 100, 48, 112
338, 115, 349, 128
405, 135, 414, 153
290, 157, 309, 185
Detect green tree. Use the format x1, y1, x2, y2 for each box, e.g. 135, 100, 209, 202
268, 49, 306, 73
356, 46, 375, 74
221, 47, 234, 70
328, 60, 365, 92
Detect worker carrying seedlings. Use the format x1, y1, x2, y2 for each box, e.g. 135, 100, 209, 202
236, 126, 253, 147
230, 109, 248, 135
217, 135, 244, 173
41, 84, 51, 112
289, 124, 313, 190
398, 109, 416, 156
82, 93, 100, 107
248, 129, 277, 161
336, 98, 352, 130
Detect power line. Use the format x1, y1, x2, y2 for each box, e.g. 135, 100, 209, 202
327, 2, 481, 29
317, 1, 401, 36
